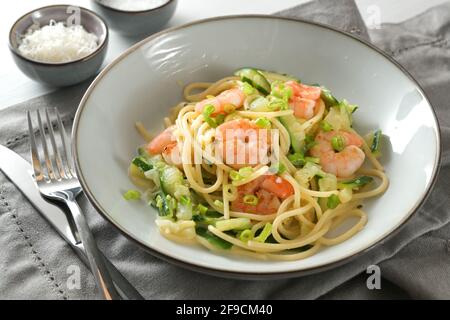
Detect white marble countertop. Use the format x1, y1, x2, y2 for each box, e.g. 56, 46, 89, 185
0, 0, 446, 109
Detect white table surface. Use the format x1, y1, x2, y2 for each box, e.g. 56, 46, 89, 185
0, 0, 446, 109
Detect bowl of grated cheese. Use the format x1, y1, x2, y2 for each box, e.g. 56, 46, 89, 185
9, 5, 108, 87
91, 0, 177, 36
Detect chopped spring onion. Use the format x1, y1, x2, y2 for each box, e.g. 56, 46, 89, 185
179, 195, 190, 205
267, 96, 288, 111
327, 194, 340, 209
215, 218, 252, 232
331, 135, 345, 152
239, 166, 253, 178
230, 167, 253, 181
278, 162, 287, 174
303, 134, 317, 153
338, 176, 374, 189
196, 203, 208, 215
132, 156, 153, 172
243, 194, 259, 205
195, 226, 232, 250
214, 200, 224, 208
215, 113, 225, 126
238, 229, 253, 242
254, 223, 272, 243
154, 193, 176, 218
229, 170, 242, 181
203, 103, 215, 115
270, 81, 293, 101
203, 104, 218, 128
320, 121, 333, 132
255, 117, 271, 128
288, 152, 305, 167
123, 189, 141, 200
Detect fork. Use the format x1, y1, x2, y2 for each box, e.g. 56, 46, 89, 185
27, 108, 121, 300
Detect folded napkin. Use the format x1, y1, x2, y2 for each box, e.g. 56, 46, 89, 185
1, 0, 449, 299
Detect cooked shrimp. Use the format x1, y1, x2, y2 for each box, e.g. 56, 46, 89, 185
147, 126, 175, 155
161, 142, 182, 168
286, 81, 321, 100
231, 175, 294, 214
286, 81, 321, 120
260, 175, 294, 199
195, 88, 245, 115
147, 126, 182, 167
290, 96, 317, 119
310, 130, 365, 178
215, 119, 271, 169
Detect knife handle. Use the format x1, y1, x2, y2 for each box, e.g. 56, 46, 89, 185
65, 198, 122, 300
72, 242, 144, 300
56, 196, 144, 300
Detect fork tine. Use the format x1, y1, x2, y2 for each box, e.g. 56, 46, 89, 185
55, 109, 76, 178
36, 109, 57, 181
27, 111, 45, 182
45, 108, 66, 180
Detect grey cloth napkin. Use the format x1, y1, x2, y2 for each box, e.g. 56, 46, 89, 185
1, 0, 449, 299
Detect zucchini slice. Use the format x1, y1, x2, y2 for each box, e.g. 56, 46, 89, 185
278, 114, 305, 153
258, 70, 300, 83
234, 68, 271, 95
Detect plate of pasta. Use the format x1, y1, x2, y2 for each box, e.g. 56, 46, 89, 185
73, 16, 440, 278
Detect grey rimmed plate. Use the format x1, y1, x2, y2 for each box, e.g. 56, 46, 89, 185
72, 16, 441, 279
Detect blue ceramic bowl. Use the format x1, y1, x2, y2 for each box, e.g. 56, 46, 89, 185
9, 5, 108, 87
91, 0, 177, 36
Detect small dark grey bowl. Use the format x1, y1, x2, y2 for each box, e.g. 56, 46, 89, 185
9, 5, 109, 87
91, 0, 177, 36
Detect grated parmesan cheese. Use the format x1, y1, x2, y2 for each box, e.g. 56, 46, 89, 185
98, 0, 169, 12
18, 20, 99, 63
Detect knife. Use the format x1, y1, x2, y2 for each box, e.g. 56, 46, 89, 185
0, 144, 143, 300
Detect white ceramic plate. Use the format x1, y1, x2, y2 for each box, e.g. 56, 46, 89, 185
73, 16, 441, 278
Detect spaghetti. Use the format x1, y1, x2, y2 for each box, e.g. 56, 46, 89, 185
127, 68, 389, 261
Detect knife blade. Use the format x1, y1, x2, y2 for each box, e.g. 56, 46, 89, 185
0, 144, 143, 300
